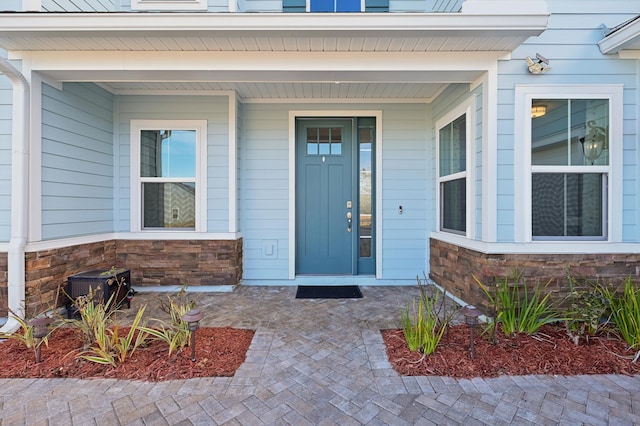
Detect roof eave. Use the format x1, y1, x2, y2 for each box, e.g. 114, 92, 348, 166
599, 15, 640, 56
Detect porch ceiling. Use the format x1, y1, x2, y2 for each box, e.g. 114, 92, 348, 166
96, 81, 452, 102
0, 12, 549, 53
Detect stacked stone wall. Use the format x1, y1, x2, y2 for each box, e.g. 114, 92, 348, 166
115, 239, 243, 287
429, 238, 640, 315
24, 240, 117, 316
19, 238, 242, 315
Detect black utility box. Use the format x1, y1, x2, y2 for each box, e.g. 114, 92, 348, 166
65, 268, 131, 318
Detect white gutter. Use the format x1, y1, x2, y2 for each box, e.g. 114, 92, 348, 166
0, 57, 29, 334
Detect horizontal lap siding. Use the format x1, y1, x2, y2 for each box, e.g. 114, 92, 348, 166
496, 1, 640, 242
0, 78, 11, 243
115, 95, 229, 233
42, 0, 115, 11
241, 103, 429, 280
41, 83, 114, 239
241, 104, 289, 279
382, 104, 429, 279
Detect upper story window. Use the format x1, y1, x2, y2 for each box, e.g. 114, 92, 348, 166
515, 85, 623, 243
131, 0, 207, 11
284, 0, 388, 12
436, 100, 472, 236
131, 120, 207, 232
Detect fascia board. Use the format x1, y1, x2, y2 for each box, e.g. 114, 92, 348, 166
599, 16, 640, 55
0, 12, 548, 38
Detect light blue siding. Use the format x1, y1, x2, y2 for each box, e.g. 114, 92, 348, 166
115, 95, 229, 233
39, 0, 464, 12
241, 102, 429, 281
118, 0, 228, 11
495, 1, 640, 242
42, 0, 115, 11
0, 79, 11, 243
41, 83, 115, 239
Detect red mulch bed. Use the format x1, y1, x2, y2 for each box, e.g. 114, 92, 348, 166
0, 327, 254, 381
383, 324, 640, 378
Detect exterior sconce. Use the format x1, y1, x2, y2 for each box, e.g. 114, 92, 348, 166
29, 317, 54, 363
531, 105, 547, 118
182, 309, 204, 362
579, 120, 608, 164
526, 53, 551, 74
460, 305, 482, 359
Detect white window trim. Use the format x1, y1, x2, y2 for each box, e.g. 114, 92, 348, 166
130, 119, 208, 233
514, 84, 623, 243
131, 0, 207, 11
435, 98, 474, 238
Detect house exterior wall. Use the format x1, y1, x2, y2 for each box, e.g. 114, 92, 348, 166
494, 2, 639, 243
31, 0, 463, 12
115, 94, 230, 234
41, 82, 115, 239
430, 0, 640, 306
241, 102, 430, 281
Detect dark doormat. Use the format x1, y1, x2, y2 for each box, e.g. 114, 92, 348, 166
295, 285, 363, 299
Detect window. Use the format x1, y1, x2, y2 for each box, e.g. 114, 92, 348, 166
283, 0, 388, 12
131, 0, 207, 11
437, 103, 471, 236
515, 85, 622, 243
131, 120, 207, 232
531, 98, 609, 239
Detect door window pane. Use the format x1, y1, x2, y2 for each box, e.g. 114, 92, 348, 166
306, 127, 343, 156
359, 126, 373, 258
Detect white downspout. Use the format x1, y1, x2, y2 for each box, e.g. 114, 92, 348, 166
0, 57, 30, 333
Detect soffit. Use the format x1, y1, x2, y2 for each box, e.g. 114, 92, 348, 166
0, 12, 549, 53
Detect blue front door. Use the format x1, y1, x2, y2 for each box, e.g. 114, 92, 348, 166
296, 119, 354, 274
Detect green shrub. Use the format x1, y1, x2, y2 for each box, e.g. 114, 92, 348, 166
476, 270, 559, 336
401, 275, 449, 355
601, 276, 640, 349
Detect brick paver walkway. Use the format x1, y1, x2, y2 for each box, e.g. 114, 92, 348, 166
1, 286, 640, 425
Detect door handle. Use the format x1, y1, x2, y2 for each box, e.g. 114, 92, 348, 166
347, 211, 352, 232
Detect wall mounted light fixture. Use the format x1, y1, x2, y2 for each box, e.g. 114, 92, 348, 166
579, 120, 608, 164
526, 53, 551, 74
531, 105, 547, 118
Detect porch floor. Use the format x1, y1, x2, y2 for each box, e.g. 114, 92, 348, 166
2, 285, 640, 424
